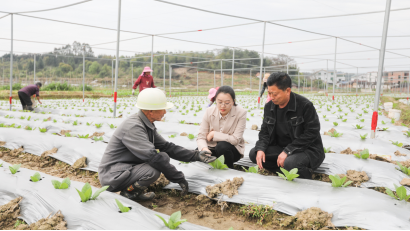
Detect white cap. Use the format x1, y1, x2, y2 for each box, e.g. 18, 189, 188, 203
135, 88, 174, 110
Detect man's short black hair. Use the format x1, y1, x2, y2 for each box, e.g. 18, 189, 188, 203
36, 82, 42, 88
266, 72, 292, 91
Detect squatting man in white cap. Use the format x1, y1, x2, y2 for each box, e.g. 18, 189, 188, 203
98, 88, 216, 201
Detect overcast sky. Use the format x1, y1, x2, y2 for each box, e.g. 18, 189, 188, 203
1, 0, 410, 73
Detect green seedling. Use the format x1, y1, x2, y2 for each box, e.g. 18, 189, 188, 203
391, 119, 395, 124
73, 120, 78, 126
76, 183, 109, 202
187, 134, 195, 140
109, 124, 116, 129
323, 115, 326, 118
337, 115, 343, 119
329, 130, 343, 137
329, 174, 353, 188
43, 119, 48, 122
168, 134, 177, 138
51, 178, 71, 189
95, 123, 103, 128
277, 167, 299, 181
209, 155, 228, 170
385, 184, 410, 201
333, 122, 338, 126
360, 119, 365, 122
86, 122, 92, 126
30, 172, 41, 182
342, 119, 347, 122
115, 199, 130, 213
65, 132, 72, 137
354, 124, 364, 129
93, 136, 103, 141
325, 119, 329, 121
382, 127, 389, 131
19, 116, 25, 120
363, 110, 368, 114
14, 220, 25, 228
404, 131, 410, 137
0, 163, 3, 167
179, 161, 190, 164
178, 120, 185, 124
390, 140, 403, 147
78, 134, 90, 139
353, 149, 370, 159
53, 119, 57, 123
360, 133, 368, 140
156, 211, 187, 230
358, 113, 362, 117
9, 163, 21, 174
251, 113, 254, 117
39, 128, 47, 133
323, 147, 331, 153
27, 116, 31, 121
242, 166, 258, 173
382, 120, 386, 125
396, 162, 410, 175
246, 118, 249, 121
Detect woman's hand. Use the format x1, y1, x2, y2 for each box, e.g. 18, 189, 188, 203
201, 147, 212, 156
206, 131, 215, 142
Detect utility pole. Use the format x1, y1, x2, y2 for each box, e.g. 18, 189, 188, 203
232, 48, 235, 88
113, 0, 122, 117
257, 22, 266, 109
371, 0, 392, 139
9, 14, 13, 111
82, 46, 85, 103
34, 54, 36, 83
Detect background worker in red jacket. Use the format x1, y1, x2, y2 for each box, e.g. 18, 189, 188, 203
132, 66, 156, 95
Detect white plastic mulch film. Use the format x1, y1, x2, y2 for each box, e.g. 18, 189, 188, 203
0, 161, 208, 230
1, 94, 410, 230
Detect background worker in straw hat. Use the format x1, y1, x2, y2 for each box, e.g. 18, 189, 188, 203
207, 87, 219, 107
259, 73, 272, 103
132, 66, 156, 95
99, 88, 216, 201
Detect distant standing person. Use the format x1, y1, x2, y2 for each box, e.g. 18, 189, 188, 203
259, 73, 271, 103
18, 82, 42, 111
132, 66, 156, 95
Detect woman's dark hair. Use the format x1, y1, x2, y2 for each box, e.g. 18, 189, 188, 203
214, 86, 237, 106
36, 82, 42, 88
266, 72, 292, 91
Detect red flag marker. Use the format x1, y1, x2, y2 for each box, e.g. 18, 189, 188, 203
371, 111, 378, 132
114, 92, 117, 103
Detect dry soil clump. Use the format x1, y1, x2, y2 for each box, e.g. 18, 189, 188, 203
41, 148, 58, 158
394, 150, 407, 157
206, 177, 244, 198
0, 197, 22, 229
281, 207, 334, 230
323, 128, 336, 136
338, 170, 369, 187
72, 157, 87, 169
16, 211, 67, 230
60, 130, 71, 136
180, 132, 188, 136
148, 174, 170, 191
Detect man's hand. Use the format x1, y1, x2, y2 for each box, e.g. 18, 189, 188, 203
206, 131, 215, 142
178, 180, 189, 196
196, 150, 216, 163
256, 150, 266, 169
277, 151, 288, 168
132, 89, 135, 95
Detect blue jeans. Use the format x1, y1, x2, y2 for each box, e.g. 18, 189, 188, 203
249, 145, 312, 179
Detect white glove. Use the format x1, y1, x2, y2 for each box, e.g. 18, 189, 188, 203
132, 89, 135, 95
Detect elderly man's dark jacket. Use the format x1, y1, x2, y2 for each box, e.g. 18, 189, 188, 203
255, 92, 325, 170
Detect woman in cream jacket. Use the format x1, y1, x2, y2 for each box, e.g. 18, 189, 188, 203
197, 86, 247, 168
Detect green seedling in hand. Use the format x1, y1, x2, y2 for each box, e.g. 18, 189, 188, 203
209, 155, 229, 170
390, 140, 403, 147
323, 147, 331, 153
396, 162, 410, 175
76, 183, 109, 202
156, 211, 187, 230
385, 184, 410, 201
39, 128, 47, 133
9, 163, 21, 174
277, 168, 299, 181
329, 174, 353, 187
333, 122, 338, 126
30, 172, 41, 182
78, 134, 90, 139
242, 166, 258, 173
51, 178, 71, 189
353, 149, 370, 159
354, 124, 364, 129
115, 199, 130, 213
187, 134, 195, 140
360, 133, 368, 140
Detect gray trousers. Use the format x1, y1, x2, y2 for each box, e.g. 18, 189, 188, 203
132, 163, 161, 187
